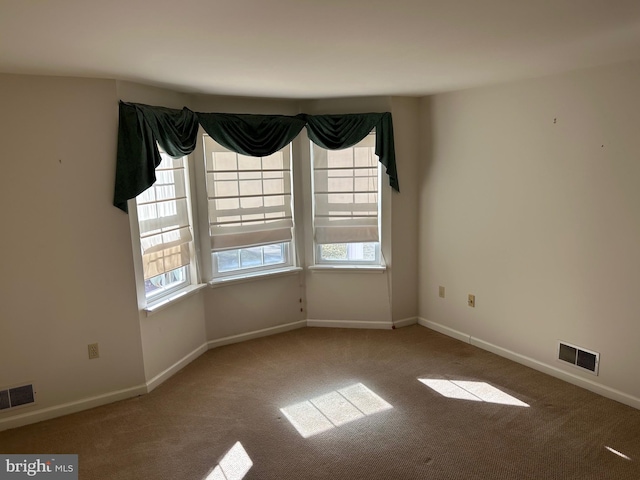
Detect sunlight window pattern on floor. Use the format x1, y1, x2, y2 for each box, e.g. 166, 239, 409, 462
205, 442, 253, 480
419, 379, 529, 407
280, 383, 393, 438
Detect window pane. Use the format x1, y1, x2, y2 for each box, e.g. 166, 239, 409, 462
217, 250, 240, 272
263, 244, 285, 264
320, 244, 348, 261
145, 266, 189, 297
362, 243, 377, 261
213, 243, 288, 275
320, 243, 378, 262
240, 247, 263, 268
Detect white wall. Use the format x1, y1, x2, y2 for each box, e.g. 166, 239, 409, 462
418, 60, 640, 406
0, 74, 146, 428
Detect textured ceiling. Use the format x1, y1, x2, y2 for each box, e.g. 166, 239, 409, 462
2, 0, 640, 98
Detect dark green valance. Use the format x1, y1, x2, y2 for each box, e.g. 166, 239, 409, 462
114, 103, 200, 211
196, 113, 307, 158
114, 102, 399, 212
305, 113, 398, 192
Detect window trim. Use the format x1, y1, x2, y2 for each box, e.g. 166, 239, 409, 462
314, 242, 382, 266
310, 134, 384, 267
209, 266, 303, 288
144, 266, 192, 301
211, 242, 292, 278
202, 134, 297, 281
129, 148, 200, 311
143, 283, 208, 315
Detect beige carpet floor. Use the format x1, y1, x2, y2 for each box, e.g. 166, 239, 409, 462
1, 325, 639, 479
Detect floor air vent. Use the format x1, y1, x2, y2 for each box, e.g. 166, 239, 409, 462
0, 384, 36, 411
558, 342, 599, 375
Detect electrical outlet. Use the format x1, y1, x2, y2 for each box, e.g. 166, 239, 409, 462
439, 286, 445, 298
468, 294, 475, 308
88, 343, 99, 359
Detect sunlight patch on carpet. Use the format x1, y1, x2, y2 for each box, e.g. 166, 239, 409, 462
205, 441, 253, 480
418, 379, 529, 407
280, 383, 393, 438
605, 446, 632, 461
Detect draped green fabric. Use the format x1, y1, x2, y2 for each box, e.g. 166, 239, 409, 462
196, 113, 307, 157
114, 102, 199, 212
114, 102, 400, 213
305, 113, 399, 192
135, 103, 200, 157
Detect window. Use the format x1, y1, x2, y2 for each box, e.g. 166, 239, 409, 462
312, 133, 382, 265
134, 149, 195, 302
203, 135, 294, 279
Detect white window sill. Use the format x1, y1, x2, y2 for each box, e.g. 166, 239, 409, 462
308, 264, 387, 273
144, 283, 207, 316
209, 266, 303, 288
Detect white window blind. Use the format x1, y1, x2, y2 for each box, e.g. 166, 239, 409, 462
313, 133, 379, 244
136, 152, 192, 279
203, 135, 293, 251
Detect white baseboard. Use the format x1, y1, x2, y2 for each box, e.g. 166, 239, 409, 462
307, 319, 393, 330
418, 318, 640, 411
393, 317, 418, 328
418, 318, 471, 343
145, 343, 209, 393
208, 320, 307, 349
0, 384, 147, 432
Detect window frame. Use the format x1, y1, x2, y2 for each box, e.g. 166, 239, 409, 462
201, 134, 297, 282
129, 147, 199, 310
211, 242, 292, 279
310, 133, 384, 267
315, 241, 381, 266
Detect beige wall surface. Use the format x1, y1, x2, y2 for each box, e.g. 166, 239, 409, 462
0, 74, 146, 422
205, 274, 305, 340
390, 97, 420, 322
140, 294, 206, 384
418, 60, 640, 402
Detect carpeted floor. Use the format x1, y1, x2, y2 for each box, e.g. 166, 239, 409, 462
1, 325, 639, 479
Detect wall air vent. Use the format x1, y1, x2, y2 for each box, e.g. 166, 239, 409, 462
0, 384, 36, 411
558, 342, 599, 375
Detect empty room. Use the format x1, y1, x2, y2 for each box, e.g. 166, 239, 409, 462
1, 1, 639, 479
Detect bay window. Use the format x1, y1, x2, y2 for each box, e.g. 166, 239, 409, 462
117, 103, 398, 300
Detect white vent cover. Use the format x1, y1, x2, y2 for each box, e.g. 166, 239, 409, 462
558, 342, 599, 375
0, 384, 36, 411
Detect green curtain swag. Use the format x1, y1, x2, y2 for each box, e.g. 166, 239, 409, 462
114, 103, 200, 212
196, 112, 308, 157
114, 102, 399, 213
305, 113, 398, 192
